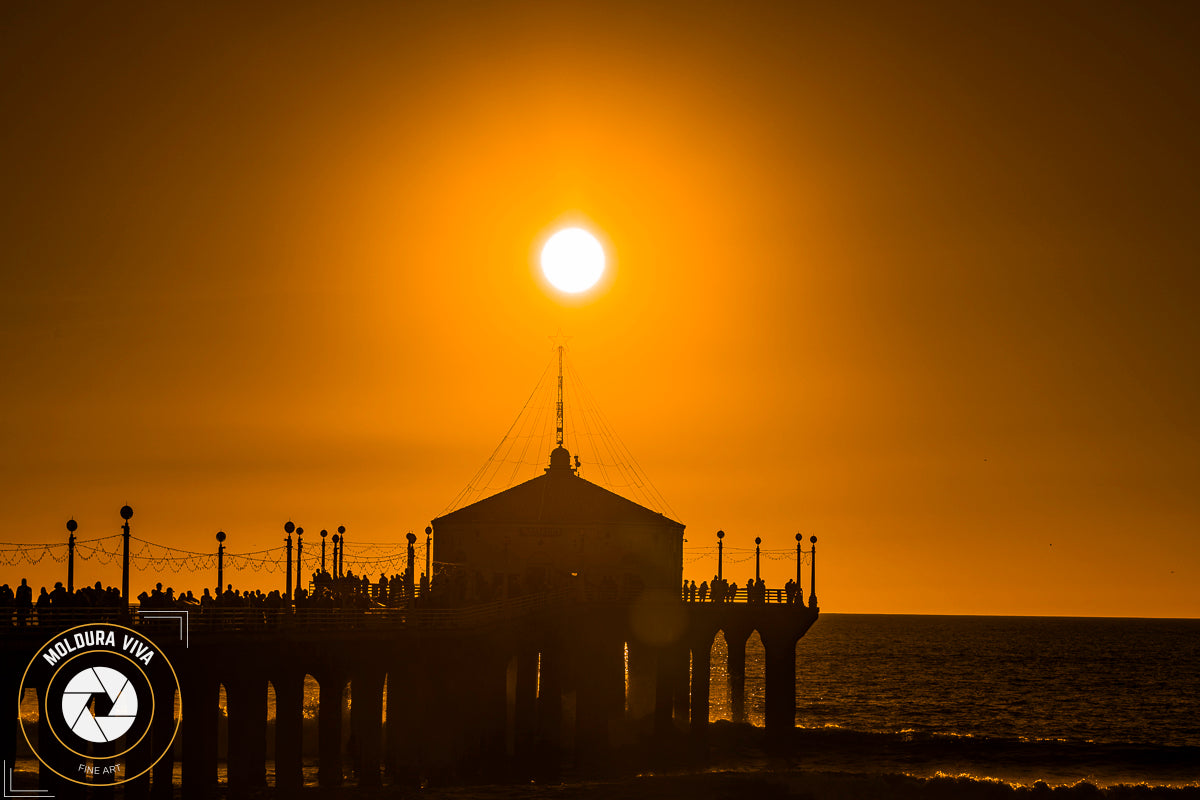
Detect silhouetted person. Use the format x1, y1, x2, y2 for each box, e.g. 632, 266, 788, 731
699, 581, 709, 602
50, 581, 69, 606
15, 578, 32, 625
35, 587, 50, 623
0, 583, 14, 624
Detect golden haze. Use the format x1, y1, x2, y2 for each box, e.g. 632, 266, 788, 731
1, 2, 1198, 617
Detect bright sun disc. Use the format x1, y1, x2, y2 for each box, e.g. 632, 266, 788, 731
541, 228, 605, 293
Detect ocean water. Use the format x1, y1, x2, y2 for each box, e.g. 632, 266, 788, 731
708, 614, 1200, 788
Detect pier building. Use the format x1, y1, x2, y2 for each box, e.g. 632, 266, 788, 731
431, 443, 685, 603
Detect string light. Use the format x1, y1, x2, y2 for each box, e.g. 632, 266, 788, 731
2, 531, 810, 580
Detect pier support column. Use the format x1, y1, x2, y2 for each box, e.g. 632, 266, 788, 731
416, 646, 459, 781
473, 647, 510, 779
3, 689, 17, 797
689, 634, 713, 746
2, 667, 17, 793
653, 646, 676, 737
181, 671, 219, 800
534, 643, 563, 781
490, 650, 513, 765
35, 686, 66, 796
574, 628, 623, 765
224, 682, 247, 792
226, 675, 268, 794
126, 754, 151, 800
673, 646, 691, 724
272, 673, 304, 791
385, 662, 420, 787
513, 644, 539, 775
428, 640, 506, 782
317, 674, 347, 787
763, 632, 799, 744
150, 681, 177, 799
602, 634, 628, 722
246, 677, 268, 787
626, 639, 655, 722
350, 667, 384, 786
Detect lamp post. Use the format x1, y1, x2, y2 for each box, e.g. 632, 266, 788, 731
754, 536, 762, 583
284, 521, 294, 609
120, 505, 133, 614
66, 519, 77, 594
216, 531, 226, 595
405, 532, 417, 606
808, 535, 818, 608
717, 529, 725, 581
337, 525, 346, 577
795, 533, 803, 602
424, 526, 432, 580
328, 532, 338, 582
320, 529, 328, 574
295, 527, 304, 599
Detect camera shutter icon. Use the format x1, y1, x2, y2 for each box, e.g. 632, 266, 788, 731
60, 666, 139, 743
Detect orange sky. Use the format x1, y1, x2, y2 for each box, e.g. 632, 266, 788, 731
2, 1, 1197, 617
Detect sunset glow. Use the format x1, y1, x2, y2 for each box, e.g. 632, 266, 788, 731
0, 3, 1197, 620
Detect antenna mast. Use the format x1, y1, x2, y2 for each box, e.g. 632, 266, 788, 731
556, 345, 564, 447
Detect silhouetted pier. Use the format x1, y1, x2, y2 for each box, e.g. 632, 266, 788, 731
3, 591, 817, 796
4, 430, 822, 795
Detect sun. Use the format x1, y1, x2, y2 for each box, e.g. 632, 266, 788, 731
541, 228, 605, 293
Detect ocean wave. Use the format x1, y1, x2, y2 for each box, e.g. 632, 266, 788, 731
707, 721, 1200, 790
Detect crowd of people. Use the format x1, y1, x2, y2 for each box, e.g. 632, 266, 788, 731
0, 566, 435, 626
0, 559, 501, 625
0, 578, 126, 625
2, 568, 812, 625
683, 576, 809, 604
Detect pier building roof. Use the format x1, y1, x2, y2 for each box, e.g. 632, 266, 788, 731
433, 446, 683, 529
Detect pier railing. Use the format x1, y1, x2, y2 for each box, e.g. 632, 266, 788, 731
1, 590, 569, 634
681, 586, 815, 605
2, 584, 816, 634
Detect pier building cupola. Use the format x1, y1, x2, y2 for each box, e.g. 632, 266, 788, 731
430, 347, 684, 603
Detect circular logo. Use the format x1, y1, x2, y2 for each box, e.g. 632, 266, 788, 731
17, 623, 181, 786
61, 666, 139, 743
